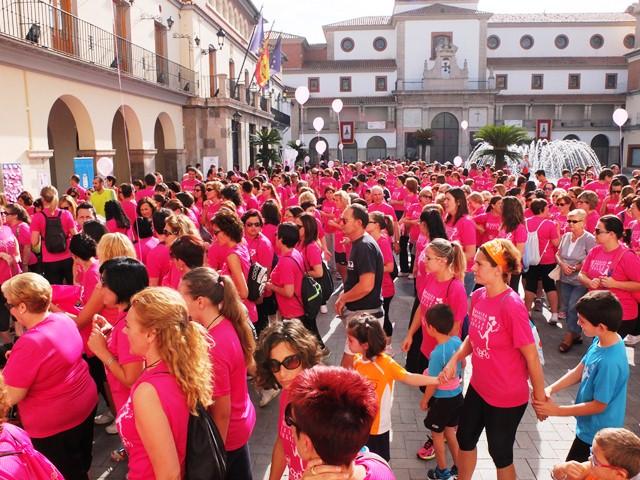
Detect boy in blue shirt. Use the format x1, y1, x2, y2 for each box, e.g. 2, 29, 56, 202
420, 304, 463, 480
533, 290, 629, 463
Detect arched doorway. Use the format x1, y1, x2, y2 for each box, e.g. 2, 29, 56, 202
430, 113, 459, 163
591, 134, 610, 165
366, 136, 387, 161
309, 136, 329, 164
154, 113, 177, 180
563, 134, 580, 141
47, 96, 95, 189
111, 106, 142, 182
342, 140, 358, 163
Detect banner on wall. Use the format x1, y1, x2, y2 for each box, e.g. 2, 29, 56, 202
340, 121, 355, 145
536, 119, 552, 140
1, 164, 24, 202
73, 157, 94, 189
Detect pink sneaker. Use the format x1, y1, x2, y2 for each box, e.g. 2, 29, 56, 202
417, 437, 435, 460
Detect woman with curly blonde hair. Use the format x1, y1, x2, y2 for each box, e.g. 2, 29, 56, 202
118, 286, 212, 480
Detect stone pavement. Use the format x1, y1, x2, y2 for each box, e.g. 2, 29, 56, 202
89, 277, 640, 479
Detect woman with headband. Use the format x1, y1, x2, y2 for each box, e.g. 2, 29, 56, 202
441, 238, 546, 480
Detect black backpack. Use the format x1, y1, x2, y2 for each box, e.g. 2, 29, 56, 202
42, 212, 67, 253
185, 402, 227, 480
288, 257, 323, 320
303, 244, 333, 304
247, 262, 268, 301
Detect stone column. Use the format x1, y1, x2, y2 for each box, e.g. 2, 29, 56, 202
129, 149, 158, 180
584, 104, 592, 127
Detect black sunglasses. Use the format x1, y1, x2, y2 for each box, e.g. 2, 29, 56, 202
268, 354, 301, 373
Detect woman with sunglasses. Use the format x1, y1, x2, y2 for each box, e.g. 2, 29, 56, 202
578, 215, 640, 340
600, 179, 625, 216
0, 205, 21, 345
555, 209, 595, 353
474, 196, 502, 245
192, 183, 206, 212
254, 319, 326, 480
202, 181, 223, 228
576, 191, 600, 234
180, 267, 256, 479
261, 200, 281, 249
552, 194, 575, 236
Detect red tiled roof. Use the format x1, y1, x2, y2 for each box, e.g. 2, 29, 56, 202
324, 16, 391, 28
489, 12, 634, 23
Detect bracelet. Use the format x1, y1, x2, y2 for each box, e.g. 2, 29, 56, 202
105, 356, 116, 368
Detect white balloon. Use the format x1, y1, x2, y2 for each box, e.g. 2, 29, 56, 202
295, 139, 301, 146
315, 140, 327, 155
460, 120, 469, 131
96, 157, 114, 177
613, 108, 629, 127
331, 99, 343, 113
328, 161, 335, 168
313, 117, 325, 132
304, 155, 310, 164
338, 143, 344, 151
453, 156, 463, 167
295, 86, 310, 105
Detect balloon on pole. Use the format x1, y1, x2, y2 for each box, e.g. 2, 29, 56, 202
313, 117, 325, 132
96, 157, 114, 177
331, 99, 343, 114
295, 139, 301, 146
453, 156, 463, 167
295, 86, 310, 105
338, 143, 344, 151
315, 140, 327, 155
460, 120, 469, 131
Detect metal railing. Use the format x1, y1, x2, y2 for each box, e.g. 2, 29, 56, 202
0, 0, 196, 94
394, 79, 495, 91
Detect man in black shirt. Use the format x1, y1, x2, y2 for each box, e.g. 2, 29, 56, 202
335, 204, 384, 368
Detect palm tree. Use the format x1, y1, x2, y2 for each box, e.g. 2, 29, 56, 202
474, 125, 530, 171
250, 128, 282, 171
286, 140, 307, 166
415, 128, 433, 161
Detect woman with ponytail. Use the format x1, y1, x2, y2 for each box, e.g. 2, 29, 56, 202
179, 267, 256, 479
117, 287, 213, 480
366, 211, 396, 339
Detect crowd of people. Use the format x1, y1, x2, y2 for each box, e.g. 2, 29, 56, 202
0, 160, 639, 480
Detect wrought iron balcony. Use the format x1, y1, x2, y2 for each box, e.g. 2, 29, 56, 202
0, 0, 196, 94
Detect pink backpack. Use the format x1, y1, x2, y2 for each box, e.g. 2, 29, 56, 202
0, 424, 63, 479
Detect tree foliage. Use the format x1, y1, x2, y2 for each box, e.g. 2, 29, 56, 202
474, 125, 530, 170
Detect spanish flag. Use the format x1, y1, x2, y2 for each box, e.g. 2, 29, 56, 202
255, 39, 270, 88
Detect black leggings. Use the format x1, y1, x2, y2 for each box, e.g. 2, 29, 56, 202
32, 406, 97, 480
42, 257, 74, 285
405, 296, 428, 374
457, 385, 527, 469
383, 296, 394, 337
225, 443, 253, 480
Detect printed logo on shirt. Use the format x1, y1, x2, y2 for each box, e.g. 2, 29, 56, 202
470, 309, 501, 359
589, 259, 612, 277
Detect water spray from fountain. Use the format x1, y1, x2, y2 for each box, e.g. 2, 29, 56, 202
466, 139, 603, 182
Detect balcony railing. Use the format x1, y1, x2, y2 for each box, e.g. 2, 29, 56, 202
0, 0, 196, 94
395, 79, 495, 91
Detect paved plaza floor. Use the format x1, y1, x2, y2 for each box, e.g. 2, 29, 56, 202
89, 276, 640, 480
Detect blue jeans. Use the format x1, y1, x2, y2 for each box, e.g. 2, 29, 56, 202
464, 271, 475, 296
559, 281, 587, 335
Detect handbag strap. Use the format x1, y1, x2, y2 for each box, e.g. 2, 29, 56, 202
608, 246, 629, 277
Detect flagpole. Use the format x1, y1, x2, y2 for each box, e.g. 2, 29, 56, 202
233, 5, 263, 100
248, 21, 276, 93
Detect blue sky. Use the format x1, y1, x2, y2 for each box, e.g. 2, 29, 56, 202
259, 0, 635, 43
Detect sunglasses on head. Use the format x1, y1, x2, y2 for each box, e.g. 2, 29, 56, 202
268, 354, 301, 373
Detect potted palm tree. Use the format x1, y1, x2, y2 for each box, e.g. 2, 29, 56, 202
474, 125, 530, 171
415, 128, 433, 161
286, 140, 307, 167
250, 128, 282, 172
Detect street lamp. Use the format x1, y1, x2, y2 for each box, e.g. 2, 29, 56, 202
166, 16, 174, 29
217, 28, 226, 49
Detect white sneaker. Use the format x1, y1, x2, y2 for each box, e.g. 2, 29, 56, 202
320, 304, 328, 314
624, 334, 640, 346
94, 412, 115, 425
105, 421, 118, 435
259, 388, 280, 407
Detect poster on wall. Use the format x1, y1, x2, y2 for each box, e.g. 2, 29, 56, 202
340, 121, 355, 145
202, 156, 219, 177
73, 157, 94, 189
536, 119, 552, 140
1, 164, 24, 202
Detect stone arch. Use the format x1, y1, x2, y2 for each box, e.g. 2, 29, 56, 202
366, 136, 387, 161
563, 134, 580, 141
111, 105, 143, 181
309, 136, 329, 164
156, 112, 176, 149
154, 112, 178, 180
430, 112, 459, 163
51, 94, 96, 149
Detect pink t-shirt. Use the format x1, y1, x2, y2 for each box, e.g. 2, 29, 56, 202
117, 365, 189, 480
246, 233, 274, 270
419, 274, 466, 358
557, 177, 571, 190
207, 241, 231, 270
107, 311, 143, 411
122, 199, 138, 229
146, 242, 171, 284
270, 249, 305, 318
162, 261, 183, 290
355, 452, 395, 480
375, 234, 395, 298
581, 245, 640, 321
278, 390, 305, 480
106, 218, 129, 236
404, 202, 423, 242
208, 319, 256, 450
552, 212, 569, 235
135, 187, 155, 202
468, 288, 535, 408
445, 215, 476, 271
30, 209, 76, 263
11, 222, 37, 266
0, 423, 63, 479
0, 225, 19, 283
629, 220, 640, 254
262, 224, 278, 249
221, 243, 257, 322
390, 188, 407, 212
584, 180, 609, 201
79, 260, 100, 354
3, 313, 98, 438
501, 224, 528, 245
203, 201, 222, 224
181, 178, 201, 192
135, 236, 159, 264
369, 202, 396, 219
414, 234, 429, 297
585, 210, 599, 234
525, 216, 558, 265
321, 200, 339, 234
474, 212, 501, 245
298, 241, 323, 271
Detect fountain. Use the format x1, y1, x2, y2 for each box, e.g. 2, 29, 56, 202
466, 139, 603, 181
